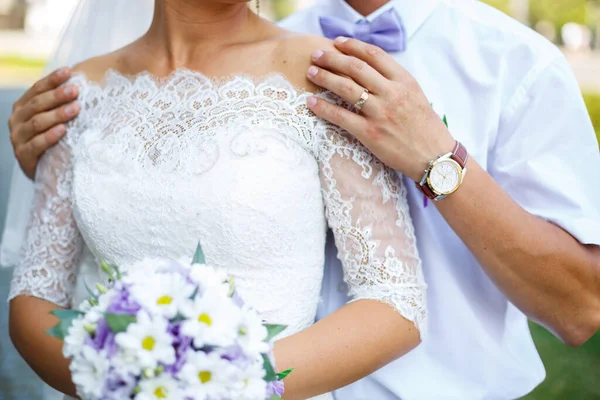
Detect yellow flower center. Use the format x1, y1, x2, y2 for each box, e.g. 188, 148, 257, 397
198, 313, 212, 326
142, 336, 156, 351
198, 371, 212, 384
154, 386, 167, 398
157, 295, 173, 305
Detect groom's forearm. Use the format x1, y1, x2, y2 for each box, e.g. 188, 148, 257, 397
273, 300, 420, 400
9, 296, 78, 398
435, 160, 600, 345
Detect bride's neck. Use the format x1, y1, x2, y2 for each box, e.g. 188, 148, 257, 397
346, 0, 391, 16
145, 0, 263, 69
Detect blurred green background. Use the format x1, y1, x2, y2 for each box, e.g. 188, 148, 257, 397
477, 3, 600, 399
0, 1, 598, 399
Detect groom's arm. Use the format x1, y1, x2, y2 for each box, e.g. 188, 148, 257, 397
307, 38, 600, 346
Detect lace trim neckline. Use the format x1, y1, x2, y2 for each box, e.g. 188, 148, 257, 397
71, 68, 323, 98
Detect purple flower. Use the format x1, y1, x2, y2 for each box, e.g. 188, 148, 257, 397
102, 369, 137, 400
267, 379, 285, 397
106, 287, 141, 315
157, 260, 196, 286
166, 322, 192, 374
87, 319, 117, 356
231, 290, 245, 308
219, 345, 253, 369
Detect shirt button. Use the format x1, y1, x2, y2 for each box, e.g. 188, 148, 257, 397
337, 282, 346, 293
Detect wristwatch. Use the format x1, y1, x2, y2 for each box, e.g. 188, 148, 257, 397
416, 141, 469, 201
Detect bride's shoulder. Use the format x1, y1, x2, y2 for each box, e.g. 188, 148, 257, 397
273, 34, 339, 93
71, 46, 133, 83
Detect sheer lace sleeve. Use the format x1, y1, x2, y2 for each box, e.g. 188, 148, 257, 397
8, 121, 84, 308
316, 99, 427, 336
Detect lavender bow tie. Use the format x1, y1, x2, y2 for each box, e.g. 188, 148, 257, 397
320, 9, 406, 52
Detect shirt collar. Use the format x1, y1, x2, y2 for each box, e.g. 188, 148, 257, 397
322, 0, 441, 40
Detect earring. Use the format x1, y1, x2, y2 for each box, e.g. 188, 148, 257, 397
255, 0, 260, 16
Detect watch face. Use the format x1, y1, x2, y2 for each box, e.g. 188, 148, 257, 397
428, 159, 462, 195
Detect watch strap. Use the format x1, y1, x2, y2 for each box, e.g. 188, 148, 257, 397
450, 141, 468, 169
417, 179, 436, 199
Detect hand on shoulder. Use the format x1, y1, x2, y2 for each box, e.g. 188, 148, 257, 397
272, 33, 340, 94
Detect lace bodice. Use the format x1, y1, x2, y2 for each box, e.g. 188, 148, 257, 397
9, 70, 427, 397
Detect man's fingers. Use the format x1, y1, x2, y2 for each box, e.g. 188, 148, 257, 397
19, 102, 78, 144
14, 125, 64, 179
311, 50, 388, 94
307, 66, 379, 115
333, 37, 404, 81
15, 67, 71, 109
16, 84, 79, 123
307, 96, 367, 135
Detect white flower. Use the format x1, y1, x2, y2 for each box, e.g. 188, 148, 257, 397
96, 289, 118, 311
63, 316, 89, 358
234, 360, 268, 400
115, 311, 175, 370
131, 272, 195, 318
189, 265, 230, 296
180, 289, 241, 348
135, 375, 182, 400
237, 307, 269, 357
178, 351, 237, 400
70, 346, 109, 399
113, 348, 142, 376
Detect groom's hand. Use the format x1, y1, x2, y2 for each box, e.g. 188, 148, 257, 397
9, 67, 80, 180
306, 37, 455, 181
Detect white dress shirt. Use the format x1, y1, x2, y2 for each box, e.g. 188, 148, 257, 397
280, 1, 600, 399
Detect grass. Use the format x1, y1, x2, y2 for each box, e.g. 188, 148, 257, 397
522, 324, 600, 399
0, 55, 46, 87
583, 92, 600, 146
0, 55, 46, 69
521, 92, 599, 399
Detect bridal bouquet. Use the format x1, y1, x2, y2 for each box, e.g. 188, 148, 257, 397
48, 245, 292, 400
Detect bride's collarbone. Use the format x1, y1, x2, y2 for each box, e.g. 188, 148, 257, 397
72, 34, 327, 94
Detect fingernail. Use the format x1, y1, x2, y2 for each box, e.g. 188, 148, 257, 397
311, 50, 324, 60
307, 97, 318, 107
65, 105, 77, 116
53, 125, 65, 137
335, 36, 349, 44
64, 86, 74, 96
307, 66, 319, 77
58, 67, 70, 77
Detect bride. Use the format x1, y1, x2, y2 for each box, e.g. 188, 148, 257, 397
8, 0, 426, 399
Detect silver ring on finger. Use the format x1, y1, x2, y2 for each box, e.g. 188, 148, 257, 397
354, 88, 370, 112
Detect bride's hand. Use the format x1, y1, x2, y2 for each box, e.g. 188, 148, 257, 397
9, 67, 80, 180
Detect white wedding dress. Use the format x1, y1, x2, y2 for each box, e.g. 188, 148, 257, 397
9, 69, 427, 400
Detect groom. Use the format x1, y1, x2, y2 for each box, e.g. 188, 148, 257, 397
6, 0, 600, 399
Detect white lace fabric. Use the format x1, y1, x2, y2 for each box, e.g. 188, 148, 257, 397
9, 70, 427, 345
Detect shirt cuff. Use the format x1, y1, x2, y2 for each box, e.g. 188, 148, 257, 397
544, 216, 600, 246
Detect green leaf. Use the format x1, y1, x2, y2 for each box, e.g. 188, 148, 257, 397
192, 242, 206, 265
264, 324, 287, 342
443, 114, 448, 127
83, 280, 99, 302
269, 396, 282, 400
105, 313, 137, 333
262, 354, 277, 382
275, 368, 294, 381
46, 309, 84, 340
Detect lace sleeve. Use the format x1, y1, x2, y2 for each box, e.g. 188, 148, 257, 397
316, 102, 427, 336
8, 127, 83, 308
